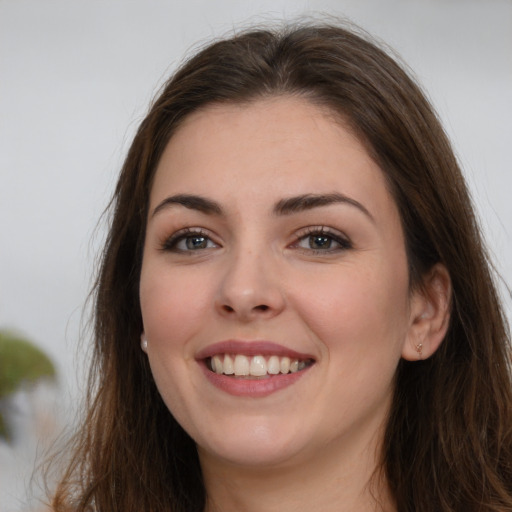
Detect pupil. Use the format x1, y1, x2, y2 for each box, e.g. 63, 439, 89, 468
310, 235, 331, 249
186, 236, 207, 249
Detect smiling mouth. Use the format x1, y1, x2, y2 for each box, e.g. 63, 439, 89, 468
207, 354, 315, 378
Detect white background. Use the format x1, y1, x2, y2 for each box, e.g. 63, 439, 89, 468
1, 0, 511, 510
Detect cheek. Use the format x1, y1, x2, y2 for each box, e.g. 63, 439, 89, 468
139, 263, 212, 347
292, 259, 410, 359
138, 264, 211, 426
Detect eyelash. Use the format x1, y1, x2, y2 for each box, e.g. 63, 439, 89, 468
292, 226, 352, 254
161, 228, 218, 253
161, 226, 352, 254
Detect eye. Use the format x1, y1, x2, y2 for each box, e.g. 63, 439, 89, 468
293, 227, 352, 254
162, 228, 219, 252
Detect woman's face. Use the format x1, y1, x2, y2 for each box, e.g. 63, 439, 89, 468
139, 97, 419, 470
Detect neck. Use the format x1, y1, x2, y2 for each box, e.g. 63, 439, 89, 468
200, 426, 395, 512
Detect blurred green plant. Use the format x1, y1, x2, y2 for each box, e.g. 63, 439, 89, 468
0, 329, 56, 442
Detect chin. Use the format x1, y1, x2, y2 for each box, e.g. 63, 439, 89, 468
200, 443, 301, 470
195, 419, 310, 469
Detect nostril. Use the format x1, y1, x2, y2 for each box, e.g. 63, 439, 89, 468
221, 304, 270, 313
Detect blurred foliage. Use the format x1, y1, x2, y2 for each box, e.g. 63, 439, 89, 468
0, 329, 56, 441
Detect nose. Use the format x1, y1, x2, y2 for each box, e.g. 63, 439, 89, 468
215, 247, 285, 322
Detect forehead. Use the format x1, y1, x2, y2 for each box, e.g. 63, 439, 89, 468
150, 96, 395, 218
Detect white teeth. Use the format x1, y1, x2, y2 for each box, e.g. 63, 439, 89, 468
212, 355, 223, 375
267, 355, 280, 375
234, 354, 250, 376
250, 355, 267, 376
280, 356, 290, 374
223, 354, 234, 375
210, 354, 310, 377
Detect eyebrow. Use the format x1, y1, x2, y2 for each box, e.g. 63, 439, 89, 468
273, 193, 374, 221
151, 192, 373, 221
152, 194, 223, 217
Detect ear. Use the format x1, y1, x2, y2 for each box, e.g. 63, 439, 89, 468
402, 263, 452, 361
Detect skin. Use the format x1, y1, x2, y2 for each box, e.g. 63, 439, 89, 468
139, 96, 450, 512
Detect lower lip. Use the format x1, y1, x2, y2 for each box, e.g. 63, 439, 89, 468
199, 361, 312, 397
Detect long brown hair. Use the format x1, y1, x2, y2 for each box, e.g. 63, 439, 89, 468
51, 22, 512, 512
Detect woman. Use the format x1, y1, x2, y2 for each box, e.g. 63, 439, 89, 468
52, 23, 512, 511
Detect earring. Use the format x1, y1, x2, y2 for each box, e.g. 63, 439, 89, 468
141, 336, 148, 351
416, 343, 423, 360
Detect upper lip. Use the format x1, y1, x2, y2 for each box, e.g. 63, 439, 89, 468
195, 340, 315, 361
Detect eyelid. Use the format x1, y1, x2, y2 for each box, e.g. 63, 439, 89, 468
290, 225, 352, 253
160, 227, 220, 252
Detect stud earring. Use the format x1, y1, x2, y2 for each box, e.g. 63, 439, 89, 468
141, 336, 148, 351
416, 343, 423, 360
